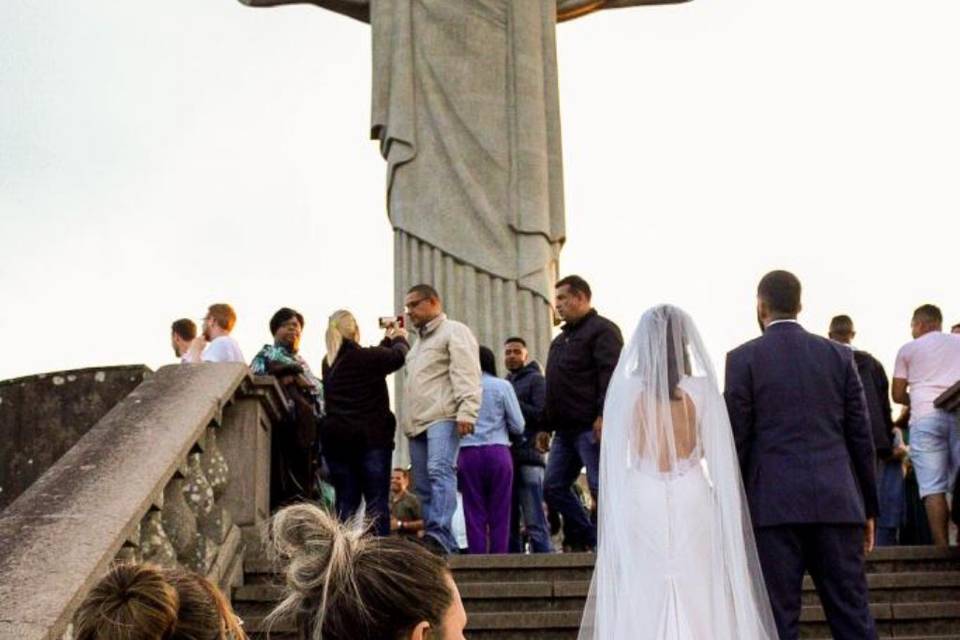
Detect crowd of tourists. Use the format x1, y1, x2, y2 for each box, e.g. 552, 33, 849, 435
168, 277, 960, 558
72, 271, 960, 640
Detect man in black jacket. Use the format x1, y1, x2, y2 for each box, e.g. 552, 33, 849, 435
543, 275, 623, 550
505, 337, 552, 553
828, 315, 895, 458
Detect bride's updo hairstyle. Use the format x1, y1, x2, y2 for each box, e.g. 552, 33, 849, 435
72, 563, 245, 640
267, 503, 454, 640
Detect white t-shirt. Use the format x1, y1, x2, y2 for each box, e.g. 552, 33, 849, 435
202, 335, 246, 363
893, 331, 960, 421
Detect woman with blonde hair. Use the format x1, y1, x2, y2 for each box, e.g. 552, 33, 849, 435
73, 563, 245, 640
266, 503, 466, 639
322, 310, 409, 535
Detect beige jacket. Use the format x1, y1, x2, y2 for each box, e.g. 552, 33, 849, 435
403, 314, 482, 437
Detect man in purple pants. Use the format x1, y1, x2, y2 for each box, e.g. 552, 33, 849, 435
457, 346, 525, 554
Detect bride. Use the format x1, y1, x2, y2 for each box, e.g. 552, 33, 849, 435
577, 305, 777, 640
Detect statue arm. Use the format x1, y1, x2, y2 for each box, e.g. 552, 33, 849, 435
238, 0, 370, 23
557, 0, 692, 22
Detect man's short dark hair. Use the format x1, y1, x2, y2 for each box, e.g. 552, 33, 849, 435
407, 284, 440, 302
953, 323, 960, 332
479, 346, 497, 377
829, 315, 854, 337
504, 336, 527, 347
556, 275, 592, 300
757, 270, 801, 316
913, 304, 942, 325
171, 318, 197, 341
269, 307, 305, 336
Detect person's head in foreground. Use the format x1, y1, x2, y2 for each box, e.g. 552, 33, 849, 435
268, 503, 467, 640
73, 563, 245, 640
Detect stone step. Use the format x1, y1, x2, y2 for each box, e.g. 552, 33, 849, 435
242, 546, 960, 577
235, 571, 960, 612
237, 547, 960, 638
237, 602, 960, 638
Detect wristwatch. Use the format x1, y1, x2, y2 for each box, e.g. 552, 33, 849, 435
398, 520, 405, 532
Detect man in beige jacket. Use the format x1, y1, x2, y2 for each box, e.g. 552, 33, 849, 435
404, 284, 482, 554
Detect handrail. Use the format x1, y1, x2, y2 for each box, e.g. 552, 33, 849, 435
0, 364, 287, 640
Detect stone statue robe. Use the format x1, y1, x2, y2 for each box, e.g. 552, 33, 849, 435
239, 0, 689, 463
241, 0, 689, 361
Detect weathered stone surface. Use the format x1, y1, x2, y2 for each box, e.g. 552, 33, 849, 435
201, 428, 229, 497
0, 365, 151, 510
162, 475, 199, 561
0, 363, 250, 640
140, 509, 176, 568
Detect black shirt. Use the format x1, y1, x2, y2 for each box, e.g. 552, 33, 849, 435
321, 337, 409, 454
544, 309, 623, 433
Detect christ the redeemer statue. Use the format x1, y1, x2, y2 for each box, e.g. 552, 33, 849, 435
239, 0, 690, 362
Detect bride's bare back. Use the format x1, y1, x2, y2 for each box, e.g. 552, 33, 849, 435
634, 389, 699, 472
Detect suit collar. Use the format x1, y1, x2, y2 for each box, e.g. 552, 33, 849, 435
765, 320, 804, 333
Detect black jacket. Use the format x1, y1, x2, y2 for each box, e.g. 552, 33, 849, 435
852, 349, 895, 459
544, 309, 623, 433
507, 361, 546, 467
321, 337, 409, 455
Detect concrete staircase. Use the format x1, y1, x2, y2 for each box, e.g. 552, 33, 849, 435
235, 546, 960, 639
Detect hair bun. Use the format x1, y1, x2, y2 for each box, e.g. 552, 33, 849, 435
271, 504, 366, 593
73, 564, 179, 640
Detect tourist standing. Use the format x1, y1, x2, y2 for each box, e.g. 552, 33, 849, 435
458, 346, 524, 554
251, 307, 323, 508
543, 275, 623, 551
403, 284, 482, 555
170, 318, 197, 363
829, 315, 903, 545
184, 303, 245, 363
321, 310, 409, 536
504, 336, 552, 553
892, 304, 960, 546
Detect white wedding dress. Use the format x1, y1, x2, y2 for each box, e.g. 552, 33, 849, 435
577, 305, 777, 640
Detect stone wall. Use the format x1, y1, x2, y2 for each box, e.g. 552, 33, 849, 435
0, 364, 286, 640
0, 365, 152, 510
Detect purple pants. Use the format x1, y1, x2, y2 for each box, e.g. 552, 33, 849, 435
457, 444, 514, 554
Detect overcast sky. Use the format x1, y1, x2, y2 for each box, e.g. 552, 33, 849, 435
1, 0, 958, 384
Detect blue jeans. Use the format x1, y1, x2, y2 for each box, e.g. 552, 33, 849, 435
544, 429, 599, 548
509, 464, 553, 553
409, 420, 461, 552
325, 447, 393, 536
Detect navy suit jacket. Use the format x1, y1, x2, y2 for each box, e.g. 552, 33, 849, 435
724, 322, 879, 527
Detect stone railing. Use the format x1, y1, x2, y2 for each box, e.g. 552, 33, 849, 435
0, 363, 287, 640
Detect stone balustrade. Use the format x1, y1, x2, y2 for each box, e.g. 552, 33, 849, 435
0, 363, 287, 640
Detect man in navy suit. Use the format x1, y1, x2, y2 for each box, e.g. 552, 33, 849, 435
724, 270, 879, 640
